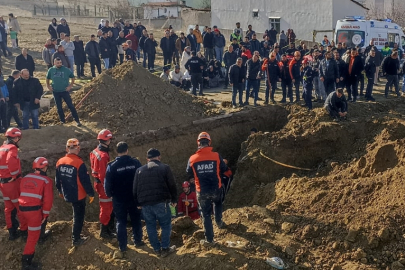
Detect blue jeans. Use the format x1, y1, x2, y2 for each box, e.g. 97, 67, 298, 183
136, 46, 141, 60
22, 102, 39, 129
67, 55, 75, 73
196, 43, 201, 52
197, 189, 223, 242
53, 91, 79, 123
113, 200, 142, 251
246, 79, 259, 105
232, 82, 243, 106
142, 202, 172, 251
214, 47, 223, 62
103, 58, 110, 69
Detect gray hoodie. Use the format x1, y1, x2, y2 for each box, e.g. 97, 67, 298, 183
60, 40, 75, 56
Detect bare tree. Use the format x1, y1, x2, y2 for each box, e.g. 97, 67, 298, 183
366, 2, 405, 27
199, 0, 211, 9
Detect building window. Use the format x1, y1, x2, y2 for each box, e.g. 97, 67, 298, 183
269, 17, 281, 32
253, 9, 259, 17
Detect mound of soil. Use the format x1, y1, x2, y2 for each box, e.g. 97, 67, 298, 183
40, 62, 209, 134
227, 99, 405, 269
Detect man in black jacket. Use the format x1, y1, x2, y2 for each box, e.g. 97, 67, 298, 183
320, 51, 339, 96
263, 52, 281, 104
5, 70, 22, 128
84, 35, 102, 77
346, 48, 364, 102
15, 48, 35, 76
143, 33, 158, 72
13, 69, 43, 129
364, 49, 376, 101
139, 30, 148, 68
324, 88, 348, 121
133, 148, 177, 258
245, 54, 261, 106
160, 31, 175, 67
203, 27, 214, 61
185, 51, 205, 96
105, 142, 143, 255
334, 50, 347, 90
229, 57, 245, 108
223, 45, 237, 89
99, 32, 111, 69
73, 35, 86, 78
382, 51, 400, 98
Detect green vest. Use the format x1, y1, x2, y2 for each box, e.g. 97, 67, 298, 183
231, 33, 241, 43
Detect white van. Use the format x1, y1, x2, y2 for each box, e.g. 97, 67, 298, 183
335, 17, 405, 50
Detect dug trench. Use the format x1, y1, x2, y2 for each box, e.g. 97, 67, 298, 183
2, 99, 405, 269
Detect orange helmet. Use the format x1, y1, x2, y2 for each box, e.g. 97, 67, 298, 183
5, 128, 22, 138
97, 129, 113, 141
66, 138, 80, 149
182, 181, 190, 188
197, 132, 211, 142
32, 157, 49, 169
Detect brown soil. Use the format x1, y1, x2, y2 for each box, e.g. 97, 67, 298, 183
39, 62, 213, 134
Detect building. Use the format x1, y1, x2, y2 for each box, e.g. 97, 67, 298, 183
211, 0, 368, 42
142, 0, 189, 19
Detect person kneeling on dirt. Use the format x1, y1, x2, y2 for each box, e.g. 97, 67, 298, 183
56, 138, 94, 247
169, 65, 187, 90
186, 132, 228, 246
160, 66, 170, 82
177, 181, 200, 220
105, 142, 143, 255
19, 157, 53, 270
324, 88, 348, 122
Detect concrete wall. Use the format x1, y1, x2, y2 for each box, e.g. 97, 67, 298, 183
212, 0, 366, 42
144, 6, 179, 19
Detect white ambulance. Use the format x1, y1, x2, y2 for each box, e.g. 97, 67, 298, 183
335, 17, 405, 50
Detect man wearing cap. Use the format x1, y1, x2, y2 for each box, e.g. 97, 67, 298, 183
133, 148, 177, 257
203, 27, 214, 61
57, 18, 70, 38
213, 29, 225, 63
60, 34, 75, 73
85, 35, 102, 78
56, 138, 94, 246
46, 58, 81, 126
73, 35, 86, 78
105, 142, 143, 255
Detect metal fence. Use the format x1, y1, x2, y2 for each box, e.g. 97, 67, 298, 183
33, 4, 111, 18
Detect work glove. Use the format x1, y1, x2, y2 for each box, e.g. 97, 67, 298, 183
184, 201, 190, 206
58, 193, 64, 199
89, 196, 94, 204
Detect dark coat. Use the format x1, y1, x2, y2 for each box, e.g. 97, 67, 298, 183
324, 91, 347, 113
84, 40, 100, 59
13, 77, 43, 110
320, 58, 339, 80
56, 23, 70, 37
203, 32, 214, 49
73, 40, 86, 65
187, 34, 197, 52
364, 55, 377, 77
5, 76, 17, 104
99, 37, 111, 59
133, 160, 177, 206
160, 37, 175, 57
52, 52, 70, 68
382, 56, 400, 76
48, 23, 58, 39
15, 54, 35, 76
249, 39, 261, 54
223, 50, 237, 68
229, 64, 245, 84
143, 38, 158, 55
246, 59, 261, 80
348, 55, 364, 77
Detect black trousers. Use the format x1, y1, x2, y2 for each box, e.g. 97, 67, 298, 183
294, 81, 301, 101
0, 41, 7, 57
358, 73, 364, 94
7, 102, 22, 127
323, 78, 336, 96
365, 76, 374, 98
89, 58, 102, 77
72, 199, 86, 241
163, 54, 172, 67
347, 75, 358, 99
191, 73, 202, 95
282, 81, 293, 102
148, 53, 155, 70
109, 53, 117, 68
0, 100, 7, 130
224, 66, 230, 87
325, 104, 346, 118
76, 63, 85, 77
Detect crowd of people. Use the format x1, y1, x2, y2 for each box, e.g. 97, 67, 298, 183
0, 127, 234, 269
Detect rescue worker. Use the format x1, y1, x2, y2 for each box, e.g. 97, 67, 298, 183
381, 42, 392, 58
186, 132, 228, 246
90, 129, 115, 239
289, 51, 302, 103
56, 138, 94, 246
177, 181, 199, 220
0, 127, 27, 240
220, 159, 233, 203
301, 59, 315, 110
105, 142, 143, 255
19, 157, 53, 270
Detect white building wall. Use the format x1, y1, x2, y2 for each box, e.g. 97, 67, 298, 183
144, 6, 179, 19
212, 0, 366, 41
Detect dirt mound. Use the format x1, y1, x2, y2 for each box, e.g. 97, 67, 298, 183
40, 62, 210, 134
226, 99, 405, 269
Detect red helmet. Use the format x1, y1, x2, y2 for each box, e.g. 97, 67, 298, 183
302, 58, 308, 65
197, 132, 211, 142
97, 129, 113, 140
182, 181, 190, 188
5, 128, 22, 138
32, 157, 49, 169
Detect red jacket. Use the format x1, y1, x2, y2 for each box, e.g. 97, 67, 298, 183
177, 191, 199, 220
125, 34, 139, 51
90, 145, 110, 185
0, 142, 21, 179
19, 172, 53, 218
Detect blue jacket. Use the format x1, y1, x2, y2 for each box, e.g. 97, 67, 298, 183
105, 155, 142, 203
213, 33, 226, 48
1, 85, 9, 98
